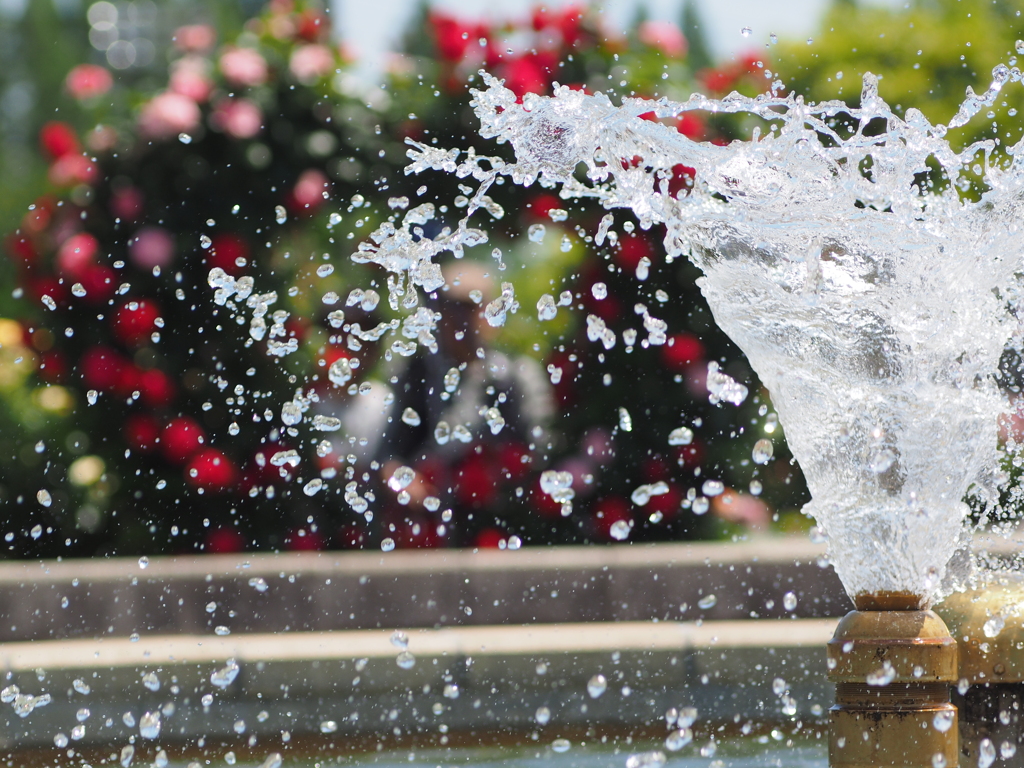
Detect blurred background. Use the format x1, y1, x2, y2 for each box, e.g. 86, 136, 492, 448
0, 0, 1018, 560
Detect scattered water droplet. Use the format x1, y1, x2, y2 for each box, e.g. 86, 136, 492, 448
752, 438, 774, 464
535, 706, 551, 725
36, 490, 51, 508
668, 427, 693, 446
139, 711, 161, 739
320, 720, 338, 733
665, 728, 693, 751
528, 224, 546, 243
210, 659, 240, 688
783, 591, 798, 611
275, 205, 287, 225
396, 650, 416, 669
381, 538, 396, 552
741, 26, 752, 37
609, 519, 632, 541
587, 674, 607, 698
551, 738, 571, 753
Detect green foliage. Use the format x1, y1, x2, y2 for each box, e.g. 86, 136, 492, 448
775, 0, 1024, 150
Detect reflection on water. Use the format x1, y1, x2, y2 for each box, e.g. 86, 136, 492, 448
319, 742, 826, 768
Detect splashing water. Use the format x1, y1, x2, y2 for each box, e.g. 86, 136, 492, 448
411, 65, 1024, 605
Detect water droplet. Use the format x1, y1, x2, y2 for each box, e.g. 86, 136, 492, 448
73, 679, 90, 695
54, 733, 68, 748
316, 264, 334, 278
609, 519, 632, 541
396, 650, 416, 669
528, 224, 546, 243
141, 672, 160, 691
587, 674, 607, 698
41, 294, 56, 310
698, 594, 717, 609
139, 711, 161, 739
537, 293, 558, 321
303, 478, 324, 496
215, 625, 231, 636
71, 282, 87, 297
783, 591, 798, 611
668, 427, 693, 446
535, 706, 551, 725
625, 751, 666, 768
551, 739, 571, 753
200, 234, 212, 249
388, 466, 415, 492
390, 630, 409, 649
984, 615, 1005, 638
592, 282, 608, 300
36, 489, 51, 508
701, 479, 725, 497
978, 737, 996, 768
87, 390, 98, 405
665, 728, 693, 751
752, 438, 774, 464
178, 132, 192, 144
320, 720, 338, 733
619, 407, 633, 432
138, 556, 149, 570
210, 659, 240, 688
381, 538, 396, 552
401, 407, 421, 427
692, 496, 709, 515
275, 205, 287, 225
30, 524, 42, 540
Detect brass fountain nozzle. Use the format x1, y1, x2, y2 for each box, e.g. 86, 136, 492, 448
828, 595, 959, 768
937, 574, 1024, 767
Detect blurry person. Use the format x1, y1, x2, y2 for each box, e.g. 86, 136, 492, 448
378, 260, 553, 547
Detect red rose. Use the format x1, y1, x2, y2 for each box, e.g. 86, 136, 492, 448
112, 299, 161, 347
77, 265, 117, 305
65, 64, 113, 101
57, 232, 100, 278
285, 527, 326, 551
616, 233, 653, 271
138, 368, 175, 407
497, 442, 531, 482
39, 121, 80, 160
500, 55, 549, 99
37, 351, 67, 383
474, 528, 504, 549
206, 234, 249, 275
205, 526, 245, 553
79, 346, 126, 392
124, 414, 161, 452
525, 193, 562, 222
592, 496, 632, 540
186, 448, 237, 491
162, 417, 205, 464
5, 235, 37, 266
662, 333, 704, 370
429, 11, 472, 62
647, 483, 682, 521
454, 453, 498, 508
677, 114, 705, 140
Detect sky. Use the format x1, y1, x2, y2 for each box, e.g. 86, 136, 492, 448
334, 0, 906, 81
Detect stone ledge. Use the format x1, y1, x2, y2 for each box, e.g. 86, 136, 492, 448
0, 538, 846, 642
0, 619, 837, 750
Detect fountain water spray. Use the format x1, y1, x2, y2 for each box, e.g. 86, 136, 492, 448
392, 62, 1024, 767
402, 65, 1024, 608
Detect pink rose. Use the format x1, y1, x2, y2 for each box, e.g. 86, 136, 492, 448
212, 98, 263, 139
48, 155, 98, 187
219, 47, 268, 87
289, 44, 334, 84
129, 227, 176, 270
169, 56, 214, 103
638, 20, 687, 59
65, 64, 113, 100
293, 168, 330, 210
57, 233, 100, 277
138, 92, 201, 140
174, 24, 216, 53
